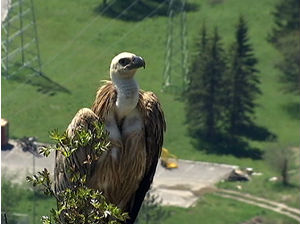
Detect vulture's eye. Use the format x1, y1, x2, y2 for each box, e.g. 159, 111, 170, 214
119, 58, 131, 66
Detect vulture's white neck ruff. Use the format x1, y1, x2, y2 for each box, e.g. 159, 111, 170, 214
112, 76, 139, 119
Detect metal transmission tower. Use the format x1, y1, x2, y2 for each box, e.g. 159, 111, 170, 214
162, 0, 189, 93
1, 0, 42, 79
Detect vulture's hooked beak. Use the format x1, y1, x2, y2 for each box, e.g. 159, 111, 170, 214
126, 56, 146, 70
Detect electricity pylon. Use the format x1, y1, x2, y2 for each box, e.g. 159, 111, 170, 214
162, 0, 189, 93
1, 0, 42, 79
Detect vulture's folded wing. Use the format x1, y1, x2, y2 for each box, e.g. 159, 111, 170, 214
126, 91, 166, 223
54, 108, 99, 193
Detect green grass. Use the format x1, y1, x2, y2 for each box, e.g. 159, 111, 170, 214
2, 177, 297, 224
218, 173, 300, 209
218, 146, 300, 208
11, 194, 56, 224
1, 0, 299, 220
2, 0, 299, 147
2, 0, 299, 155
1, 176, 56, 224
161, 193, 298, 224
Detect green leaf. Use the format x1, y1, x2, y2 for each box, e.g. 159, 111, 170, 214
28, 121, 127, 223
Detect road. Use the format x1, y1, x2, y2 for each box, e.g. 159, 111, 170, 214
153, 159, 237, 207
215, 189, 300, 222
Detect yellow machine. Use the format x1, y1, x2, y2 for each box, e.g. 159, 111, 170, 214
160, 147, 178, 169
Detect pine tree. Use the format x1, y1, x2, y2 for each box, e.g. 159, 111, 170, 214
268, 0, 300, 94
185, 24, 208, 138
188, 23, 208, 79
268, 0, 300, 45
185, 25, 226, 141
276, 32, 300, 94
204, 27, 227, 139
225, 16, 261, 135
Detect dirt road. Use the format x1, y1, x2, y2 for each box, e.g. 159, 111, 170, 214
215, 189, 300, 222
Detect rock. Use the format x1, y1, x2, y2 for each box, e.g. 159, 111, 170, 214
236, 185, 242, 190
268, 176, 278, 182
245, 167, 253, 175
252, 172, 263, 176
227, 169, 250, 181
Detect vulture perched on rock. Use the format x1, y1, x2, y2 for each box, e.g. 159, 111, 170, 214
54, 52, 166, 223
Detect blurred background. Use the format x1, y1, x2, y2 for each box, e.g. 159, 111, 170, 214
1, 0, 299, 223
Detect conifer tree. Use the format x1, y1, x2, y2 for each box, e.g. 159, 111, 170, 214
185, 24, 208, 138
225, 16, 261, 135
268, 0, 300, 94
268, 0, 300, 45
204, 27, 227, 139
185, 25, 226, 141
276, 33, 300, 94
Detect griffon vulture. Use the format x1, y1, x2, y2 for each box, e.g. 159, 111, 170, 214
54, 52, 166, 223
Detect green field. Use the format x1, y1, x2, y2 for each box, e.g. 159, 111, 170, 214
1, 176, 56, 224
1, 0, 299, 223
162, 194, 298, 224
2, 0, 299, 156
2, 177, 298, 224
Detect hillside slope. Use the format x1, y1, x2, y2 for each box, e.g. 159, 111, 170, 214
2, 0, 299, 168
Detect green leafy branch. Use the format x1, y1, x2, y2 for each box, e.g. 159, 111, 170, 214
26, 121, 128, 223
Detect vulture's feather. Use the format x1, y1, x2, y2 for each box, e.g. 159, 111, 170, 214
54, 80, 165, 223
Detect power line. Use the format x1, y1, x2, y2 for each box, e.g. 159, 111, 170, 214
3, 0, 140, 101
8, 0, 169, 118
42, 0, 141, 70
41, 0, 119, 68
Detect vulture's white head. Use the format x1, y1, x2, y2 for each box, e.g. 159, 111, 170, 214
110, 52, 145, 80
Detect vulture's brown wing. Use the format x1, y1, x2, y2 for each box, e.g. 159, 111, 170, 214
54, 108, 99, 193
126, 91, 166, 223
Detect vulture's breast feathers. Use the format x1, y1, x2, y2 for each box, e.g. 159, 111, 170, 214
90, 81, 148, 208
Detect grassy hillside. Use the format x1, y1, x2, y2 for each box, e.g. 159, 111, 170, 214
1, 0, 299, 220
2, 0, 299, 163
